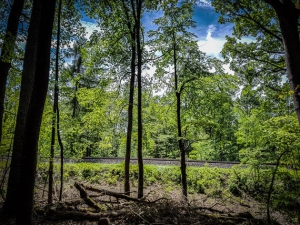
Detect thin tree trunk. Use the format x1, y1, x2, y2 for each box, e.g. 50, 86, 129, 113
178, 91, 187, 199
0, 0, 25, 145
48, 0, 62, 204
135, 0, 144, 199
16, 0, 56, 224
124, 33, 136, 195
48, 104, 55, 204
56, 0, 64, 197
122, 0, 136, 195
57, 106, 64, 201
3, 0, 42, 216
266, 148, 289, 223
173, 32, 187, 199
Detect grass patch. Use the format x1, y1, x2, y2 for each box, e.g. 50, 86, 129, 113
38, 162, 232, 197
36, 161, 300, 223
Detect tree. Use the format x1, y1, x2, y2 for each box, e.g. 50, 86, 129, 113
16, 0, 56, 222
212, 0, 300, 125
236, 108, 300, 222
37, 0, 86, 159
0, 0, 25, 144
149, 0, 199, 199
143, 94, 179, 158
120, 0, 138, 195
3, 0, 43, 215
3, 0, 56, 222
48, 0, 63, 204
264, 0, 300, 125
185, 71, 239, 161
83, 0, 146, 197
133, 0, 144, 199
61, 39, 87, 156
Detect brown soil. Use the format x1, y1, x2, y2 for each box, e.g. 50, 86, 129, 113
0, 179, 291, 225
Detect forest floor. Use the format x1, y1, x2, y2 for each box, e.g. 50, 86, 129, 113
0, 178, 291, 225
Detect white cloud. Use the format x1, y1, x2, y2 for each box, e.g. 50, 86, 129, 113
197, 24, 226, 59
222, 63, 234, 75
196, 0, 213, 8
81, 21, 100, 38
197, 24, 234, 74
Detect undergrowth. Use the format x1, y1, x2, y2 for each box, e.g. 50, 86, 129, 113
36, 162, 300, 224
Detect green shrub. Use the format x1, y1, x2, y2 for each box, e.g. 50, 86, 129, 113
228, 184, 241, 196
82, 168, 93, 179
107, 176, 117, 185
35, 162, 300, 223
186, 167, 231, 197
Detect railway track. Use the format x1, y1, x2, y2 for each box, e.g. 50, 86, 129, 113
81, 157, 241, 168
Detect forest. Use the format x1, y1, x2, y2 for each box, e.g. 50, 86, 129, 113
0, 0, 300, 224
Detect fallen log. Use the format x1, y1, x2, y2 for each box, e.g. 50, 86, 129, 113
80, 182, 167, 204
74, 182, 103, 211
81, 183, 147, 203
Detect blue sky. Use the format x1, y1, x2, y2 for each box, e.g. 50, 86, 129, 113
193, 3, 233, 59
81, 1, 233, 63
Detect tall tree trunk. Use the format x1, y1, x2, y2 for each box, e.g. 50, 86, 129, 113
135, 0, 144, 199
124, 29, 136, 195
178, 92, 187, 198
57, 106, 64, 201
3, 0, 42, 216
122, 0, 137, 195
16, 0, 56, 223
48, 0, 62, 204
48, 103, 55, 204
0, 0, 25, 145
173, 33, 187, 199
264, 0, 300, 126
56, 0, 64, 198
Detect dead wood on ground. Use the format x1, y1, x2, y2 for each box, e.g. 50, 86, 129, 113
34, 182, 266, 225
74, 182, 103, 211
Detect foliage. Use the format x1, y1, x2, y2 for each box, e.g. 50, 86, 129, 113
187, 165, 230, 197
2, 0, 300, 221
237, 112, 300, 167
231, 166, 300, 223
37, 161, 300, 217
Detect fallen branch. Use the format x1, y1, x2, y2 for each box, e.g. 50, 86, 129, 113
81, 183, 148, 203
74, 182, 103, 211
44, 209, 126, 221
80, 182, 167, 204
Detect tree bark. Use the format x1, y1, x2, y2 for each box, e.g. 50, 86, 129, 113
57, 106, 64, 201
0, 0, 25, 144
3, 0, 42, 216
74, 182, 103, 211
264, 0, 300, 125
172, 32, 187, 199
123, 0, 136, 195
124, 37, 136, 195
48, 0, 63, 204
16, 0, 56, 224
135, 0, 144, 199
